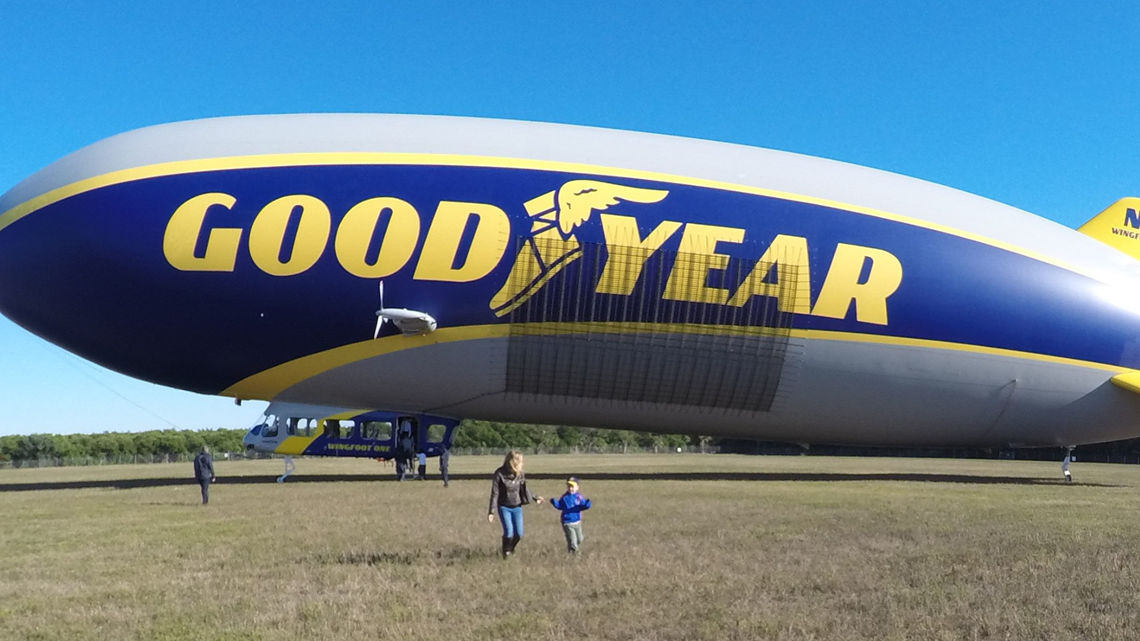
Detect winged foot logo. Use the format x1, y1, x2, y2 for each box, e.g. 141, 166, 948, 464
488, 180, 669, 316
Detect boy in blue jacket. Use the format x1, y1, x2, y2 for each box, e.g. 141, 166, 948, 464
551, 477, 592, 554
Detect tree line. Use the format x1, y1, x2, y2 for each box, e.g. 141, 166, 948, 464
451, 421, 693, 451
16, 420, 1136, 465
0, 422, 696, 463
0, 429, 245, 463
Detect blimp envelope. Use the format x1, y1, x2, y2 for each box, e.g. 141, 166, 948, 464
2, 114, 1140, 447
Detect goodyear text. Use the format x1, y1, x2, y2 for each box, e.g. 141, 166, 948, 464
163, 190, 904, 325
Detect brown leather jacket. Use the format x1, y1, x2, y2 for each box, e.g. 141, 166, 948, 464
489, 466, 536, 513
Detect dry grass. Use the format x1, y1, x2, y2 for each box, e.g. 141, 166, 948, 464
1, 454, 1139, 640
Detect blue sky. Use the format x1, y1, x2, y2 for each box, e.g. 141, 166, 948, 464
2, 1, 1138, 435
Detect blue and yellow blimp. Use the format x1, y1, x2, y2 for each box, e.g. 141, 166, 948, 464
3, 114, 1140, 448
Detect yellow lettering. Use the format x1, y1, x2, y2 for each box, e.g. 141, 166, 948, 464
163, 193, 242, 272
334, 197, 421, 279
249, 195, 331, 277
413, 201, 510, 282
662, 223, 745, 304
811, 243, 903, 325
727, 234, 812, 313
596, 214, 683, 296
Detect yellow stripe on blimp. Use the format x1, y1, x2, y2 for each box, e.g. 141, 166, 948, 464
222, 323, 1139, 402
1111, 372, 1140, 395
0, 152, 1092, 281
224, 324, 512, 400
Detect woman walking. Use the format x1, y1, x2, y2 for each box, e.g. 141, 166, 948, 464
488, 450, 543, 557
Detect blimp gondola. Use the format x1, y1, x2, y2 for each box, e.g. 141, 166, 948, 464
2, 114, 1140, 449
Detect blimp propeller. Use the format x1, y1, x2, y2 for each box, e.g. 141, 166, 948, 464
373, 281, 386, 339
373, 281, 438, 338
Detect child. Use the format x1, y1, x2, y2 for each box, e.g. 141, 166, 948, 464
551, 477, 592, 554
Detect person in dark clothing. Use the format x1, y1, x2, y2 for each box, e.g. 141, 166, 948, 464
439, 445, 450, 487
398, 432, 415, 481
488, 450, 543, 558
193, 446, 216, 505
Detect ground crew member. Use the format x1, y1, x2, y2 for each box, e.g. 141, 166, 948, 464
193, 446, 216, 504
440, 445, 451, 487
416, 451, 427, 480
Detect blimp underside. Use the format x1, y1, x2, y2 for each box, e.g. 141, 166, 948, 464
262, 236, 1131, 448
4, 114, 1140, 447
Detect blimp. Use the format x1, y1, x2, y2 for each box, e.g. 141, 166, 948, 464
3, 114, 1140, 456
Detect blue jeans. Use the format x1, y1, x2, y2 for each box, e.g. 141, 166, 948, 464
498, 506, 524, 538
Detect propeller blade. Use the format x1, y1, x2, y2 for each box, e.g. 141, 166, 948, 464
373, 280, 386, 338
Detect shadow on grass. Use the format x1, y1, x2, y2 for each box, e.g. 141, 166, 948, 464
313, 547, 497, 566
0, 472, 1114, 492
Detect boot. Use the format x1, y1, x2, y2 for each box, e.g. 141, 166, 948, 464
501, 537, 513, 558
509, 535, 521, 555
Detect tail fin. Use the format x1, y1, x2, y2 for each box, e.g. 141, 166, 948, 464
1077, 198, 1140, 261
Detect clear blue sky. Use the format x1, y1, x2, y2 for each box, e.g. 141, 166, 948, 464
2, 1, 1138, 435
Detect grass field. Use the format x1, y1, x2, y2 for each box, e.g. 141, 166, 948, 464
2, 454, 1140, 640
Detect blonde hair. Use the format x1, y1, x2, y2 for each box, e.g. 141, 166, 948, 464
503, 450, 524, 476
